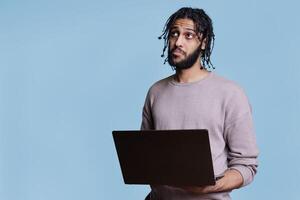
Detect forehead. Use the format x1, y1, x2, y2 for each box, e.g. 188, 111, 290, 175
171, 18, 195, 31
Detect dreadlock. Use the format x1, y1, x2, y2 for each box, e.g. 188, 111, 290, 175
158, 7, 215, 69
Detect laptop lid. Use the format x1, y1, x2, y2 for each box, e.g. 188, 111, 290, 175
112, 129, 215, 186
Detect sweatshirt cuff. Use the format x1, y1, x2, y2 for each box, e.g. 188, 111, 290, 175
229, 165, 254, 187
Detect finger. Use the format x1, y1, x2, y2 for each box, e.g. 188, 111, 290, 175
185, 187, 205, 193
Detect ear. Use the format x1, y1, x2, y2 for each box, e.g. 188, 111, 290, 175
201, 38, 207, 50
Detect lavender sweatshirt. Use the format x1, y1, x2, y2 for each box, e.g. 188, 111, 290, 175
141, 72, 259, 200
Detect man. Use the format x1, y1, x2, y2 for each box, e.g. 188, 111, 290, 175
141, 7, 259, 200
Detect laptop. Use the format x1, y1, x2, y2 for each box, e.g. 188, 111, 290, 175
112, 129, 216, 186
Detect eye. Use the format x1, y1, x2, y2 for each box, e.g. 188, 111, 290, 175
170, 31, 179, 38
185, 32, 195, 39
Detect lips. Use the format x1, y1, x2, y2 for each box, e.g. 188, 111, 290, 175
172, 48, 185, 57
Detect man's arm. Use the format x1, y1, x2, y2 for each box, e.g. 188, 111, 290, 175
140, 90, 154, 130
181, 168, 243, 194
183, 86, 259, 194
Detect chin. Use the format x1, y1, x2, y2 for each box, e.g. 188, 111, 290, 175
173, 58, 184, 64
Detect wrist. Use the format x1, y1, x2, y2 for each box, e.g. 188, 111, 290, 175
221, 169, 243, 191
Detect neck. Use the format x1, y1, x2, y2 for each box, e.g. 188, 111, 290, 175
175, 61, 210, 83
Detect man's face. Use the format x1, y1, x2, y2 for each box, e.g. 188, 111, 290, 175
167, 18, 203, 70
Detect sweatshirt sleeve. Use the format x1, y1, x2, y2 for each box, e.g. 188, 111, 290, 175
140, 90, 154, 130
224, 86, 259, 187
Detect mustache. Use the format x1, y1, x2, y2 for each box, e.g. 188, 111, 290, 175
170, 47, 186, 55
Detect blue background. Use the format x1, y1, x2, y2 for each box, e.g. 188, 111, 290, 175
1, 0, 299, 199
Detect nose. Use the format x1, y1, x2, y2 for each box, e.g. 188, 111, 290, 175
175, 35, 184, 47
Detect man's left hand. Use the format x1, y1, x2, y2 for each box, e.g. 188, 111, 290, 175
180, 169, 243, 194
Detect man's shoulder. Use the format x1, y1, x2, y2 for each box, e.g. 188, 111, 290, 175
147, 75, 174, 94
211, 73, 245, 93
210, 73, 250, 107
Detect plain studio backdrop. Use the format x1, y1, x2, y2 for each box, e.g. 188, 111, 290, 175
0, 0, 299, 199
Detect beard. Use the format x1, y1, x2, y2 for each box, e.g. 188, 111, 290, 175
168, 45, 202, 71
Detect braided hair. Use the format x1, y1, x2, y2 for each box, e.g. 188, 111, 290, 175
159, 7, 215, 69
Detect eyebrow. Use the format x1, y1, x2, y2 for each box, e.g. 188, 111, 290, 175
170, 26, 196, 32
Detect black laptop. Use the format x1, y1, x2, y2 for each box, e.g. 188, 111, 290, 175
112, 129, 216, 186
